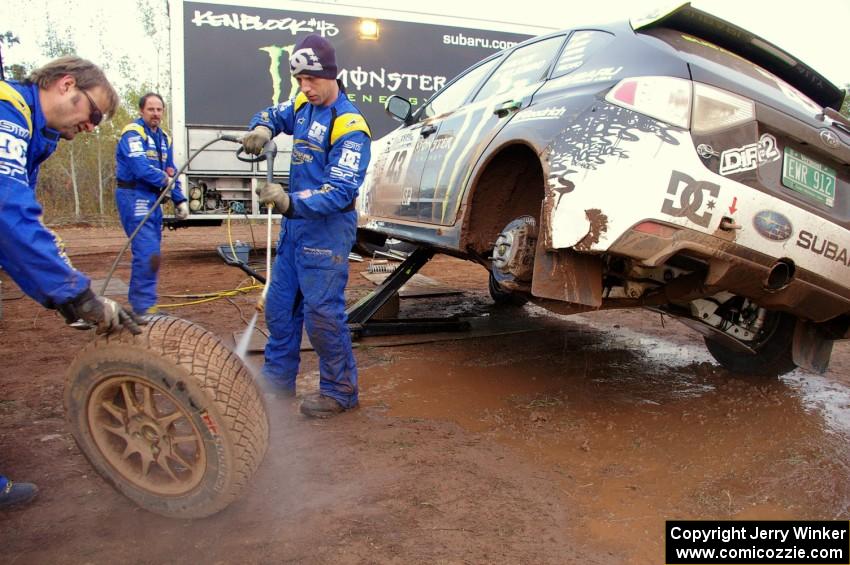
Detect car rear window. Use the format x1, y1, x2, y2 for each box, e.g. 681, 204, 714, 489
472, 35, 565, 103
551, 30, 615, 79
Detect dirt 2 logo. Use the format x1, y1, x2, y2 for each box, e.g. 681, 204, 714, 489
661, 170, 720, 228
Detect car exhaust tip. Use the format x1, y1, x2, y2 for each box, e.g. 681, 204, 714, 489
765, 259, 795, 291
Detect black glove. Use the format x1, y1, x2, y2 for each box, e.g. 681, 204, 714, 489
58, 288, 142, 335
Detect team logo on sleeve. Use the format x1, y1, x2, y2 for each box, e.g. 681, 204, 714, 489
0, 131, 28, 167
0, 129, 27, 184
128, 138, 145, 156
338, 148, 361, 171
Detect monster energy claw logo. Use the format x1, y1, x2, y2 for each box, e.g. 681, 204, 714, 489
290, 47, 323, 74
260, 44, 295, 105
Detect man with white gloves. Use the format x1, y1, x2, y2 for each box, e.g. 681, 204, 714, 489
114, 92, 188, 320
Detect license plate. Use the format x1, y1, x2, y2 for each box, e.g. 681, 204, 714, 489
782, 147, 836, 207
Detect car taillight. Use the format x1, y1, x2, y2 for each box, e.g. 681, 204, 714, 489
691, 82, 755, 134
605, 76, 691, 129
606, 77, 756, 134
633, 221, 679, 238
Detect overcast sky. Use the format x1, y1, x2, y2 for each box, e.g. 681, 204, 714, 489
2, 0, 847, 90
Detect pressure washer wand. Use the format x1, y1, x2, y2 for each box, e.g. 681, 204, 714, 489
256, 140, 278, 313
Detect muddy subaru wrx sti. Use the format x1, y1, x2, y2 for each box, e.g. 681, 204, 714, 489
357, 3, 850, 376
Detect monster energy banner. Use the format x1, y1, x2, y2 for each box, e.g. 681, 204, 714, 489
183, 2, 533, 137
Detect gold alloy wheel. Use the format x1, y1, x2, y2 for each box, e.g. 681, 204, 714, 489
87, 376, 207, 496
68, 316, 269, 517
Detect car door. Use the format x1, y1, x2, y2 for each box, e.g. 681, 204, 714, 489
366, 57, 503, 222
416, 35, 567, 225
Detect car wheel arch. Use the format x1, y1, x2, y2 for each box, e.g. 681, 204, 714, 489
459, 142, 546, 257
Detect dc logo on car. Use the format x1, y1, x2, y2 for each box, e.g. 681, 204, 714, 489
752, 210, 793, 242
661, 171, 720, 228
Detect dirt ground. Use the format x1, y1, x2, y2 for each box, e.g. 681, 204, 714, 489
2, 224, 849, 564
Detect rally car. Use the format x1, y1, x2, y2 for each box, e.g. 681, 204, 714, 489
357, 2, 850, 376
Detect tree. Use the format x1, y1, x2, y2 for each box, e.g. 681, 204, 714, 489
0, 31, 28, 81
841, 84, 849, 119
136, 0, 171, 94
3, 3, 178, 226
38, 17, 83, 217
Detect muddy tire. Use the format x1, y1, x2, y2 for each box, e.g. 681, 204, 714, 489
65, 316, 269, 519
488, 271, 528, 307
704, 311, 797, 377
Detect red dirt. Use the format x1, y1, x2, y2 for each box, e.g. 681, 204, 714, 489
1, 224, 849, 564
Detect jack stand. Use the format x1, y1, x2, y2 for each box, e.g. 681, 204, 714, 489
346, 247, 470, 338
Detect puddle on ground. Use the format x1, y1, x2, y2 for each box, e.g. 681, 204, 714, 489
783, 371, 850, 437
363, 310, 850, 562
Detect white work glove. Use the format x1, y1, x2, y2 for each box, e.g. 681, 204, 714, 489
242, 126, 272, 156
91, 296, 140, 335
175, 201, 190, 220
256, 182, 290, 214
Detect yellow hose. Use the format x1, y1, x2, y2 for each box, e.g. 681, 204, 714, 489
151, 207, 267, 311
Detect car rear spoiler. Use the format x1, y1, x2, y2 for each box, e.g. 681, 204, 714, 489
631, 2, 845, 111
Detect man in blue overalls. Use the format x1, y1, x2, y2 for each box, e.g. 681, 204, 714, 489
0, 56, 140, 509
242, 35, 371, 418
114, 92, 188, 320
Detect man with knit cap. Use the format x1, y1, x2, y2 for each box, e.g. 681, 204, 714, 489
242, 34, 371, 418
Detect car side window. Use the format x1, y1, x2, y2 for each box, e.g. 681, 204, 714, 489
421, 57, 502, 120
551, 30, 615, 78
471, 35, 565, 103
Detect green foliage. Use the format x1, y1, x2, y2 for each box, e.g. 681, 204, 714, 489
841, 85, 849, 119
39, 13, 77, 59
135, 0, 171, 93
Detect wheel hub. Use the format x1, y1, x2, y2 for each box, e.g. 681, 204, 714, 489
87, 376, 207, 496
492, 215, 537, 282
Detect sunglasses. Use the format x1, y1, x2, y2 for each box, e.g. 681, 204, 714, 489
79, 88, 103, 126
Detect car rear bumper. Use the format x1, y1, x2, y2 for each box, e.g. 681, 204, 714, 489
545, 121, 850, 321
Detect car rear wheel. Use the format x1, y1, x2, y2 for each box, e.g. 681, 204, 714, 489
488, 271, 528, 306
490, 215, 536, 306
703, 311, 797, 377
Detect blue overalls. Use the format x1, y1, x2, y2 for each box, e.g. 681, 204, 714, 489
114, 118, 186, 314
249, 91, 371, 407
0, 80, 93, 491
0, 80, 90, 307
